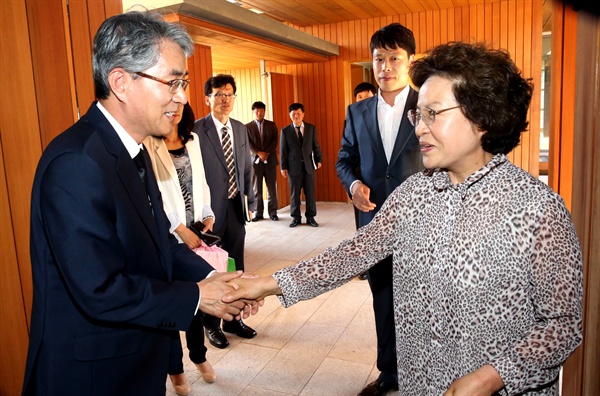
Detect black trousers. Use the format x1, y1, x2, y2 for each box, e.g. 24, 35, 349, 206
288, 166, 316, 220
253, 161, 278, 217
168, 312, 207, 374
367, 255, 398, 382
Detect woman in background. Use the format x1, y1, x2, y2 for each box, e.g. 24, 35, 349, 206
223, 42, 583, 396
145, 103, 216, 395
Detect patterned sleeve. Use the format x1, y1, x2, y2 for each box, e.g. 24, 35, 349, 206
273, 182, 410, 307
490, 193, 583, 394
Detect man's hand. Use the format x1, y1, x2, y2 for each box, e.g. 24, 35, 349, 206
258, 151, 269, 162
197, 271, 249, 321
223, 276, 281, 304
443, 365, 504, 396
280, 169, 288, 179
316, 162, 322, 170
351, 182, 376, 212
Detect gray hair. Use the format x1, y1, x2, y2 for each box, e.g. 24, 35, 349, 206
92, 10, 194, 99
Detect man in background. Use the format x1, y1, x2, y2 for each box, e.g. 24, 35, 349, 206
336, 23, 423, 396
280, 103, 322, 228
194, 74, 258, 349
354, 81, 377, 102
246, 101, 280, 221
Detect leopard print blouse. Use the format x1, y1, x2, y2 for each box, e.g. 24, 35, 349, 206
273, 154, 582, 396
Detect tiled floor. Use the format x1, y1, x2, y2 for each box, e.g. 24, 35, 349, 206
167, 202, 399, 396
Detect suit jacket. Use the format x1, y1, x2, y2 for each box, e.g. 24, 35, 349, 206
280, 122, 322, 176
193, 115, 256, 234
144, 133, 214, 243
245, 118, 279, 167
336, 89, 423, 227
24, 103, 213, 396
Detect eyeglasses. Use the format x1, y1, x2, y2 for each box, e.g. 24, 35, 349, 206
135, 72, 190, 94
208, 93, 237, 99
407, 105, 462, 127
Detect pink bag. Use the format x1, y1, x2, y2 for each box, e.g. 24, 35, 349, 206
192, 245, 229, 272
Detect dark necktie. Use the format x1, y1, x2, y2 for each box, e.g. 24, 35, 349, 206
221, 127, 238, 199
133, 149, 147, 185
296, 126, 303, 145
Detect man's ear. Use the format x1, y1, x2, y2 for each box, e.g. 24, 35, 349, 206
108, 68, 131, 102
204, 95, 210, 107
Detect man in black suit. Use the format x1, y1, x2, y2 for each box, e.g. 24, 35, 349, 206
194, 74, 258, 348
336, 23, 423, 396
280, 103, 323, 228
23, 11, 252, 396
246, 101, 279, 221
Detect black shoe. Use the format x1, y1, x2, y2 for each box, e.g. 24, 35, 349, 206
307, 218, 319, 227
289, 219, 300, 228
358, 379, 398, 396
252, 215, 263, 222
222, 319, 257, 339
269, 214, 279, 221
205, 327, 229, 349
358, 272, 368, 281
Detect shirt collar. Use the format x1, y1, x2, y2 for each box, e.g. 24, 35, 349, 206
377, 84, 410, 107
211, 114, 232, 132
96, 102, 143, 158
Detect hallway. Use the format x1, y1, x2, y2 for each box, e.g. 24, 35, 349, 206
168, 202, 397, 396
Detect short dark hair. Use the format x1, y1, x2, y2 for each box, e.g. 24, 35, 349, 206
369, 23, 416, 56
288, 103, 304, 113
409, 42, 534, 154
252, 101, 266, 110
204, 74, 236, 96
353, 82, 377, 98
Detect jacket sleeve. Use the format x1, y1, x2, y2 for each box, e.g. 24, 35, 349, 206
336, 104, 361, 195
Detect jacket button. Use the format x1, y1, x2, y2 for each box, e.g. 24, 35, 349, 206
386, 174, 391, 179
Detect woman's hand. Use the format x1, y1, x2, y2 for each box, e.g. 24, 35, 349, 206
175, 224, 203, 249
443, 365, 504, 396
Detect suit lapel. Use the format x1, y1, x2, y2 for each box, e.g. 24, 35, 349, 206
388, 88, 419, 167
202, 116, 229, 172
360, 98, 386, 159
87, 105, 166, 261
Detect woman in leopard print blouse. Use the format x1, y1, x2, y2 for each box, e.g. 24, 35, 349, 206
226, 42, 583, 396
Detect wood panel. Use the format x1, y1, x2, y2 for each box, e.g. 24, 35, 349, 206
188, 43, 214, 119
559, 5, 600, 396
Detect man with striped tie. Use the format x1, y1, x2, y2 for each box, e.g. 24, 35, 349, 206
194, 74, 258, 348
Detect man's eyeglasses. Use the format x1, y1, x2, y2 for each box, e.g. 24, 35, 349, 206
135, 72, 190, 94
407, 105, 462, 127
208, 93, 237, 99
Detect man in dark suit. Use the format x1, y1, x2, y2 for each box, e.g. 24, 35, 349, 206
280, 103, 323, 228
246, 101, 279, 221
194, 74, 258, 348
336, 23, 423, 396
23, 11, 252, 396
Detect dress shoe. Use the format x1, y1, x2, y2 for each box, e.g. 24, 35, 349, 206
195, 361, 216, 383
289, 219, 300, 227
205, 327, 229, 349
222, 319, 257, 339
307, 218, 319, 227
269, 214, 279, 221
358, 379, 399, 396
252, 215, 263, 222
169, 373, 190, 396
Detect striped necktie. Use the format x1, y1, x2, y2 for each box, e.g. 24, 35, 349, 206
221, 127, 238, 199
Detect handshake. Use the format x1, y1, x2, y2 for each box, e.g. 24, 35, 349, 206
197, 271, 281, 321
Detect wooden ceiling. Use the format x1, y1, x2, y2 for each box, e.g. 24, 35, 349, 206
169, 0, 552, 71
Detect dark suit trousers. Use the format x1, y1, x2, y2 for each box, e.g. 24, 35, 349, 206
367, 255, 398, 382
168, 312, 207, 373
289, 167, 316, 220
253, 161, 278, 217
